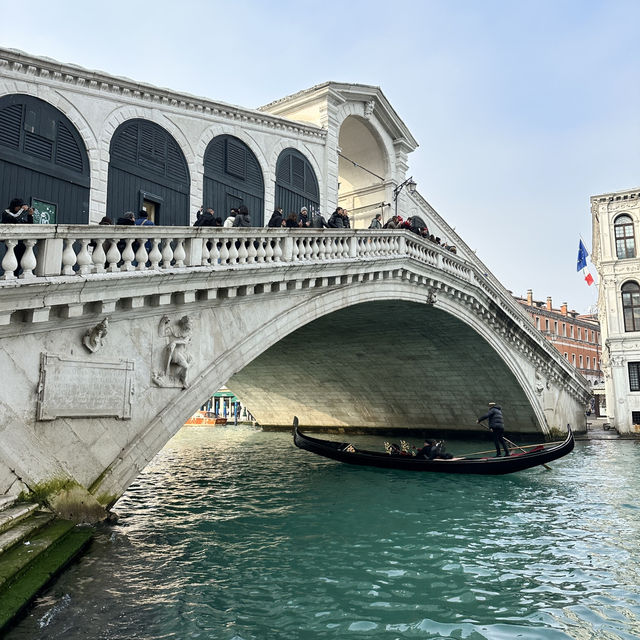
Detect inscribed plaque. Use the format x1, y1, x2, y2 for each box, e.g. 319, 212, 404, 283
37, 353, 134, 420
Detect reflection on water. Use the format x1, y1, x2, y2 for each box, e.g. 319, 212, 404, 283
6, 427, 640, 640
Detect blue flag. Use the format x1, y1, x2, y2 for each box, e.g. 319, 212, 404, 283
577, 240, 589, 272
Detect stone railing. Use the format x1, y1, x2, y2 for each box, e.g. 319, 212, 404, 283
0, 225, 466, 282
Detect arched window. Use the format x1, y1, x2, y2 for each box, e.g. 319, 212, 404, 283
275, 148, 319, 217
108, 119, 190, 225
615, 214, 635, 259
622, 281, 640, 331
0, 94, 90, 223
203, 135, 264, 225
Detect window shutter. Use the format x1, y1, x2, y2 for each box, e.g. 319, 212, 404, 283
55, 121, 84, 173
0, 104, 22, 149
225, 139, 246, 179
23, 132, 53, 161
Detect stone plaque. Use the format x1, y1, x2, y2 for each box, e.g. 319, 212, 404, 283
37, 353, 134, 421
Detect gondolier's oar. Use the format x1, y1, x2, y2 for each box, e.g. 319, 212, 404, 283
480, 425, 552, 471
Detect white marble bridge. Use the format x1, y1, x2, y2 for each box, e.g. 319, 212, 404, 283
0, 223, 590, 520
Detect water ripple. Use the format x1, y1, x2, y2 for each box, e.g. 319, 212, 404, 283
6, 429, 640, 639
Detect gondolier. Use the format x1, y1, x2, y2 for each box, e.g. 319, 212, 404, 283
477, 402, 510, 457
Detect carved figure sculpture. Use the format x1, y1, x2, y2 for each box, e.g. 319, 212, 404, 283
156, 315, 193, 388
82, 317, 109, 353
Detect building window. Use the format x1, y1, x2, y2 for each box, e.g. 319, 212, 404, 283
629, 362, 640, 391
615, 214, 635, 259
554, 321, 558, 334
572, 354, 576, 365
570, 325, 574, 338
587, 356, 590, 369
564, 352, 568, 359
535, 317, 540, 330
579, 355, 583, 368
545, 319, 549, 331
633, 411, 640, 426
562, 323, 566, 336
622, 281, 640, 331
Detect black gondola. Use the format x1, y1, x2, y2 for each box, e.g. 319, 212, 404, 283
293, 419, 574, 475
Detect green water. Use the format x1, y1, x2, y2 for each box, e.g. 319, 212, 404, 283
7, 427, 640, 639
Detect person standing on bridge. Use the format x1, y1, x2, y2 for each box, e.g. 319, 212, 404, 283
477, 402, 510, 457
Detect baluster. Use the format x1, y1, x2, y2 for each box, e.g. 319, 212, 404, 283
18, 239, 38, 279
201, 239, 211, 266
76, 239, 92, 275
256, 237, 266, 263
173, 239, 185, 268
291, 238, 300, 262
92, 239, 106, 273
310, 237, 319, 260
304, 237, 313, 261
264, 238, 274, 263
273, 237, 282, 262
340, 237, 349, 258
1, 240, 18, 280
161, 238, 174, 268
135, 239, 149, 270
106, 239, 120, 272
210, 240, 221, 265
219, 241, 230, 264
121, 239, 135, 271
62, 238, 77, 275
148, 238, 162, 269
247, 238, 257, 263
228, 240, 239, 264
316, 237, 326, 261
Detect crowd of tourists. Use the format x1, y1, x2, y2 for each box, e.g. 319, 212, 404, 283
3, 195, 457, 256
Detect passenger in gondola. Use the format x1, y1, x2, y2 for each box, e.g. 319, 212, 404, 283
477, 402, 510, 457
416, 440, 440, 459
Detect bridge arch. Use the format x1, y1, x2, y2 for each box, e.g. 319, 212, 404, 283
0, 93, 91, 223
95, 280, 554, 501
337, 113, 391, 225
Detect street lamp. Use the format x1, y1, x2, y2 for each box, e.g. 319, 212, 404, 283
393, 176, 417, 217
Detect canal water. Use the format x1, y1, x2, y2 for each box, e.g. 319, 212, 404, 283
6, 426, 640, 640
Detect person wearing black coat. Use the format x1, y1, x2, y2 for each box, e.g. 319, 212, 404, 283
194, 208, 217, 227
267, 209, 283, 228
328, 208, 345, 228
477, 403, 510, 457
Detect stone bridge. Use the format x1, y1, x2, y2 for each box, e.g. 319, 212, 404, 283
0, 224, 590, 519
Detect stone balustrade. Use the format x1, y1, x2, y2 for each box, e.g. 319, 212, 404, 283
0, 225, 464, 282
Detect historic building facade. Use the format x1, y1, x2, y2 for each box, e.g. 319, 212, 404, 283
515, 290, 602, 387
0, 49, 419, 228
591, 187, 640, 434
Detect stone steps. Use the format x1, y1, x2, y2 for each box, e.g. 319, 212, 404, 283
0, 502, 39, 534
0, 511, 55, 554
0, 497, 94, 633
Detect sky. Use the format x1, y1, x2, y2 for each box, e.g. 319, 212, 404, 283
1, 0, 638, 313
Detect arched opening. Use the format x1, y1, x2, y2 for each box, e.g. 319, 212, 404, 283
203, 135, 264, 225
622, 281, 640, 332
107, 119, 190, 225
275, 148, 319, 218
337, 115, 388, 227
614, 214, 635, 259
0, 94, 90, 223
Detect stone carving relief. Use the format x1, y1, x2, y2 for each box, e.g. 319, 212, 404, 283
425, 289, 437, 305
535, 371, 550, 395
364, 100, 375, 119
82, 317, 109, 353
152, 315, 194, 388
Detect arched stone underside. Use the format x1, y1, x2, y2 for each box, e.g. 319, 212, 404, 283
228, 300, 537, 431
